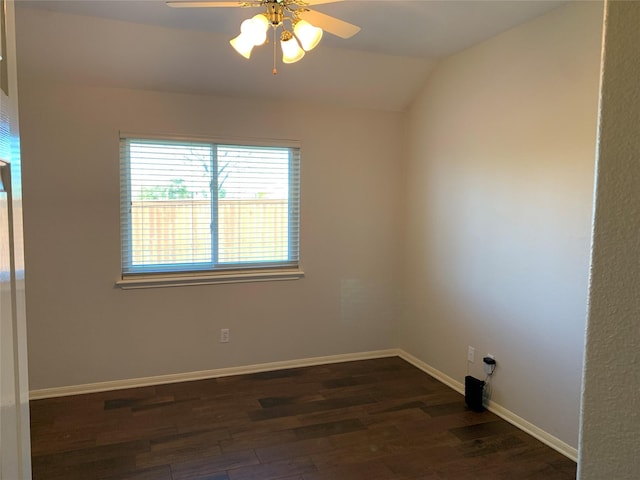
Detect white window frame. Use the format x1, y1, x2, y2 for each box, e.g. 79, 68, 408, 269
116, 133, 304, 289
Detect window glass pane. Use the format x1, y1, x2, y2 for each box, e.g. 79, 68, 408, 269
128, 140, 213, 268
217, 145, 290, 264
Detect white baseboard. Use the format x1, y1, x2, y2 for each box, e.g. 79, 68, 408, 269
29, 349, 400, 400
397, 350, 466, 395
398, 350, 578, 462
30, 347, 577, 462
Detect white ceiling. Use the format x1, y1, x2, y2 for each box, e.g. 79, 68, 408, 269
15, 0, 569, 110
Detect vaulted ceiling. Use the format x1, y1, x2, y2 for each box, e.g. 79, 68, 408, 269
15, 0, 568, 110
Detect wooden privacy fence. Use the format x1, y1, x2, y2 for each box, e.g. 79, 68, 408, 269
130, 199, 289, 265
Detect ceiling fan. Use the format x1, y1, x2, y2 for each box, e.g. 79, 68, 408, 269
166, 0, 360, 74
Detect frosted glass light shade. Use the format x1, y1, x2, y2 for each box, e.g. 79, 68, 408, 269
294, 20, 323, 51
230, 33, 254, 59
250, 29, 267, 47
281, 33, 305, 64
252, 14, 269, 33
241, 14, 269, 46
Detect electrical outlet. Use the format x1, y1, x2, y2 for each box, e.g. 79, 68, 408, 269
220, 328, 230, 343
467, 345, 475, 363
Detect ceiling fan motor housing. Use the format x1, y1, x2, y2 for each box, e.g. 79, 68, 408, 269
265, 2, 285, 26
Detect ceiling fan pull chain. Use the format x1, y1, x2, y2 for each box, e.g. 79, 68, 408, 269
272, 26, 277, 75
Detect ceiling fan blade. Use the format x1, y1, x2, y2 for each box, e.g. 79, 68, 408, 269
167, 0, 339, 7
304, 0, 344, 5
299, 9, 360, 39
166, 1, 258, 8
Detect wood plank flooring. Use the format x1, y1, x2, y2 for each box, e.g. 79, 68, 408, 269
30, 357, 576, 479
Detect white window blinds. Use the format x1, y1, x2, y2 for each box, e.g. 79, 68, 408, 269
120, 137, 300, 276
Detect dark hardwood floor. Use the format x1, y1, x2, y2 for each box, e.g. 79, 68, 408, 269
30, 357, 576, 479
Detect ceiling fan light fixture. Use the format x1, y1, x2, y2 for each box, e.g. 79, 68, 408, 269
240, 15, 268, 46
293, 19, 323, 51
167, 0, 362, 72
252, 13, 270, 32
280, 30, 305, 64
230, 33, 255, 59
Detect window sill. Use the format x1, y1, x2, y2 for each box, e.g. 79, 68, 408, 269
115, 268, 305, 289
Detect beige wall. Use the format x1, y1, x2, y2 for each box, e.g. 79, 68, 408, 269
401, 2, 603, 448
579, 2, 640, 477
17, 0, 611, 459
19, 81, 403, 390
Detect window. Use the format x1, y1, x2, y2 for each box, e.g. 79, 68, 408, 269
118, 135, 301, 287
